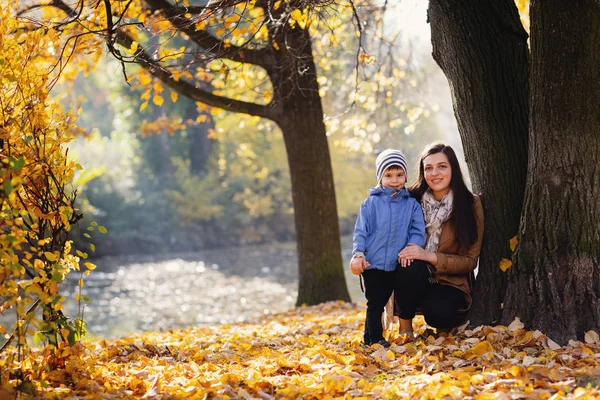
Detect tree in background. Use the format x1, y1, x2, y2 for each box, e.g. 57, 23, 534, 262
430, 0, 599, 343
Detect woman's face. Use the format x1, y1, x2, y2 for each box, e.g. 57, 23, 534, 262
423, 152, 452, 198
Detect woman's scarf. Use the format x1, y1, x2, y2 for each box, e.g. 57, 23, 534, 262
422, 190, 454, 253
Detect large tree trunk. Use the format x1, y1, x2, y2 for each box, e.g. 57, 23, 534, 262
428, 0, 529, 325
271, 25, 351, 305
502, 0, 600, 344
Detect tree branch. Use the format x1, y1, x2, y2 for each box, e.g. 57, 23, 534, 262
116, 31, 279, 120
144, 0, 275, 70
19, 0, 278, 119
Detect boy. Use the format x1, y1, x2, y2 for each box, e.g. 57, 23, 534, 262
350, 149, 425, 347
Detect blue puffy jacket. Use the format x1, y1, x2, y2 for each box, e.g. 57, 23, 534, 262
352, 186, 425, 272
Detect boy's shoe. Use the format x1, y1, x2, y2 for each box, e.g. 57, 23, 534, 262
375, 339, 391, 348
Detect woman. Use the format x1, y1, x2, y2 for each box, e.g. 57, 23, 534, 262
395, 143, 484, 338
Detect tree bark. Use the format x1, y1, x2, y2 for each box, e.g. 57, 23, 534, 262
270, 25, 351, 305
502, 0, 600, 344
428, 0, 529, 325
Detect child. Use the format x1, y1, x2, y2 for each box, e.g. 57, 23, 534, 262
350, 149, 425, 347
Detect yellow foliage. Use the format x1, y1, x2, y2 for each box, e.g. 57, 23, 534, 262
1, 2, 96, 365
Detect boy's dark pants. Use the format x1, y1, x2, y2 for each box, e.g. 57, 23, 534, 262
362, 269, 395, 344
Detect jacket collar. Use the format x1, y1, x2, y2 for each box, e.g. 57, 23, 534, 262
369, 186, 409, 198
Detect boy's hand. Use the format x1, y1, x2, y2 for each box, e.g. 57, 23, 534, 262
350, 256, 368, 275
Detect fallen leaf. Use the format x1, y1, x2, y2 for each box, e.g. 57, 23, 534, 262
508, 317, 525, 332
465, 340, 494, 359
522, 355, 535, 367
584, 330, 599, 344
546, 338, 561, 350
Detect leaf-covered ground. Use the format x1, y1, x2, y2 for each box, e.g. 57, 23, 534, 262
2, 302, 600, 399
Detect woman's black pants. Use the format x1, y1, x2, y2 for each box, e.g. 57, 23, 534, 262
395, 260, 467, 330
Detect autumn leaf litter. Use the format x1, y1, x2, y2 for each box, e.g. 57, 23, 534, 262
5, 302, 600, 399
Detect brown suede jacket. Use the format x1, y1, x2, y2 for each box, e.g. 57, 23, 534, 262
432, 195, 484, 311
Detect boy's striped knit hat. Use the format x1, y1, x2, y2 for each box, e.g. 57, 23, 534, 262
375, 149, 408, 182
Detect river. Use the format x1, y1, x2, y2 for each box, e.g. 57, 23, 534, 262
1, 236, 364, 340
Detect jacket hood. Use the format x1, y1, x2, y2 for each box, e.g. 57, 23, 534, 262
368, 186, 410, 198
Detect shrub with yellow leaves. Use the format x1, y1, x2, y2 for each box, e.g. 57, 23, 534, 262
0, 2, 98, 379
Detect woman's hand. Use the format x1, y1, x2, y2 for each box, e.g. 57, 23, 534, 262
350, 256, 369, 275
398, 244, 435, 267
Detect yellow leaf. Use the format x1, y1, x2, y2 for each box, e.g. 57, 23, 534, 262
153, 95, 164, 106
84, 262, 97, 270
44, 252, 57, 262
290, 9, 303, 23
127, 41, 139, 55
499, 258, 512, 272
171, 91, 178, 103
323, 373, 353, 393
510, 235, 518, 252
436, 382, 464, 398
464, 340, 493, 359
139, 73, 152, 85
274, 0, 281, 10
140, 101, 148, 111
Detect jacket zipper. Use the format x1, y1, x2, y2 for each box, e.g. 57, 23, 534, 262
384, 196, 392, 269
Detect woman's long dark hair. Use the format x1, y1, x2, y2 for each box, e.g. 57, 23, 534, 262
409, 143, 477, 253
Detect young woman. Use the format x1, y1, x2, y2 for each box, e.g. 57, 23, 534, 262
395, 143, 484, 338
